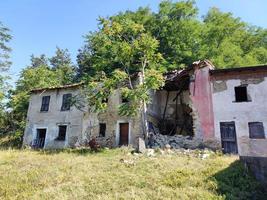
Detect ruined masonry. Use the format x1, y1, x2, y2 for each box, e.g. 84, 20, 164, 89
23, 60, 267, 185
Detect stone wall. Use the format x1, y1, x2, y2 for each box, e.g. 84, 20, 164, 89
240, 156, 267, 187
147, 90, 193, 136
81, 89, 143, 148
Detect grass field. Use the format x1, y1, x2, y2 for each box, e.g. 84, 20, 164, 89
0, 148, 265, 200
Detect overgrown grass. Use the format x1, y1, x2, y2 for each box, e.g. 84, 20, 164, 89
0, 148, 265, 200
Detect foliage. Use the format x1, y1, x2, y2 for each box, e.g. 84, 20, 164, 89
77, 0, 267, 76
80, 17, 164, 117
0, 21, 12, 137
83, 69, 128, 113
0, 21, 12, 71
75, 0, 267, 120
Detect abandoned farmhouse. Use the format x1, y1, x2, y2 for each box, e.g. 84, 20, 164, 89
23, 60, 267, 159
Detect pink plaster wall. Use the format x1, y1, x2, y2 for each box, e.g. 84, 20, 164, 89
190, 66, 215, 139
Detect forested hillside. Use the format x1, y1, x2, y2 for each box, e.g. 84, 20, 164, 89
1, 0, 267, 147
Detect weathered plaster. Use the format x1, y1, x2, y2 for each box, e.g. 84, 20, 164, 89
211, 77, 267, 156
213, 81, 227, 93
189, 66, 215, 140
23, 88, 83, 148
24, 88, 143, 149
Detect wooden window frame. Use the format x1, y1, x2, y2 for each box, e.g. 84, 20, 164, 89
40, 96, 50, 112
56, 125, 67, 141
61, 93, 72, 111
249, 122, 265, 139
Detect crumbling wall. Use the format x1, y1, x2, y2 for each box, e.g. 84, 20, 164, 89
81, 89, 143, 148
147, 90, 193, 136
189, 66, 215, 140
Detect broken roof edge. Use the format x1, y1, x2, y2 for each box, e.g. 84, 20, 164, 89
210, 64, 267, 75
30, 60, 216, 93
30, 82, 84, 93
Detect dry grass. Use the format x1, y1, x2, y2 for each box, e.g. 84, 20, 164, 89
0, 148, 265, 200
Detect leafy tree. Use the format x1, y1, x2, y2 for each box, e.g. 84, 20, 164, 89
50, 47, 72, 69
81, 18, 165, 136
77, 1, 267, 71
0, 21, 12, 133
30, 54, 48, 68
76, 0, 267, 137
154, 0, 203, 69
50, 47, 76, 84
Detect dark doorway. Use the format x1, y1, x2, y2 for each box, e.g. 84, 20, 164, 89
119, 123, 129, 146
36, 129, 46, 148
220, 122, 238, 154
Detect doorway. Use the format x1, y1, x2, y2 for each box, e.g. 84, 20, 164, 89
119, 123, 129, 146
220, 122, 238, 154
36, 128, 46, 149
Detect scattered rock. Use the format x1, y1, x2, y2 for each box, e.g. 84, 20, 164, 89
149, 133, 202, 150
137, 137, 146, 153
120, 159, 136, 167
165, 144, 171, 150
146, 149, 155, 157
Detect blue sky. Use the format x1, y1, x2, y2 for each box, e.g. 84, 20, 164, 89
0, 0, 267, 83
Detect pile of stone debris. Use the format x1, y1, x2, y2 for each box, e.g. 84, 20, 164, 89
147, 125, 220, 150
148, 132, 203, 149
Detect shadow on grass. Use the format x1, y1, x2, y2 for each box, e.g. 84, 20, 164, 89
212, 160, 267, 200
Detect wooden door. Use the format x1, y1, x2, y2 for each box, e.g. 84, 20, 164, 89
220, 122, 238, 154
119, 123, 129, 146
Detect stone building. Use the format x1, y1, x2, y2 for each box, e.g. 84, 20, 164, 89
23, 83, 143, 149
210, 65, 267, 186
23, 60, 267, 160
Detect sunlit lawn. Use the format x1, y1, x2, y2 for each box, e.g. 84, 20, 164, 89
0, 148, 265, 200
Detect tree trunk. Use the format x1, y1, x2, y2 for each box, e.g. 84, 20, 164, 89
141, 62, 148, 140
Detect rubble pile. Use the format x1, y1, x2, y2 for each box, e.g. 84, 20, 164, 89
149, 133, 203, 149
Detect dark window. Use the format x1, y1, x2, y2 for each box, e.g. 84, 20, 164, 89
122, 96, 129, 103
61, 93, 72, 111
99, 123, 106, 137
56, 125, 67, 141
235, 86, 248, 102
249, 122, 265, 139
40, 96, 50, 111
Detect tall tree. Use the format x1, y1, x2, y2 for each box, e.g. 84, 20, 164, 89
49, 47, 72, 69
0, 21, 12, 132
154, 0, 202, 69
30, 54, 48, 68
81, 17, 164, 137
77, 1, 267, 73
50, 47, 76, 84
0, 21, 12, 71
